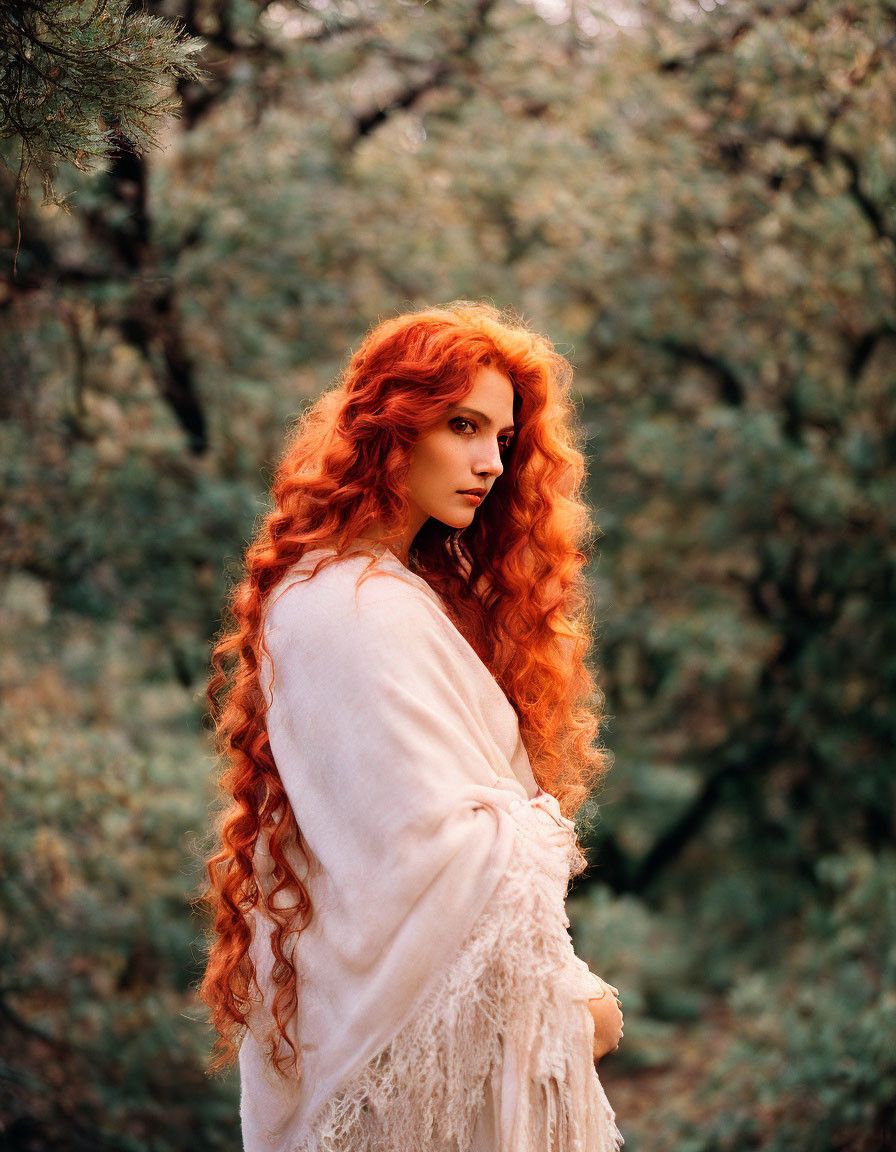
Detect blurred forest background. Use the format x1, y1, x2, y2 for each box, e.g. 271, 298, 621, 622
1, 0, 894, 1149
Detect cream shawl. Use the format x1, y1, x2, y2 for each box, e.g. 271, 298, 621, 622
238, 541, 623, 1151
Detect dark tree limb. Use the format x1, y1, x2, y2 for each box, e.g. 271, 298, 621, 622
1, 133, 208, 452
656, 336, 746, 406
631, 767, 739, 893
353, 62, 453, 139
847, 323, 896, 381
347, 0, 497, 145
658, 0, 810, 72
84, 129, 207, 452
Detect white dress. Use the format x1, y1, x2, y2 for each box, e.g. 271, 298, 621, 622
239, 544, 624, 1152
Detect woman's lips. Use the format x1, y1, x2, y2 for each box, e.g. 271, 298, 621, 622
459, 492, 483, 506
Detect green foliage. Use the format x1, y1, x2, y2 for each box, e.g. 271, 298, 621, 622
0, 0, 204, 206
570, 851, 896, 1150
683, 849, 895, 1151
0, 574, 238, 1149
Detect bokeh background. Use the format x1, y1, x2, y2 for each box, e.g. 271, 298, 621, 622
2, 1, 894, 1149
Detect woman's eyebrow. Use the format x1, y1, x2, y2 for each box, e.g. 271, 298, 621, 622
451, 406, 516, 433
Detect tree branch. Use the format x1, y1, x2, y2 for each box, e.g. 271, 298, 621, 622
346, 0, 497, 145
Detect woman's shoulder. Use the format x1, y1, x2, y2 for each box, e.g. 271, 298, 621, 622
264, 545, 446, 641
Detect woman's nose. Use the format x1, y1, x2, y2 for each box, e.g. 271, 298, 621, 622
477, 442, 504, 477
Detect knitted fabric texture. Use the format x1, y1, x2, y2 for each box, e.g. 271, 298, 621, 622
296, 793, 624, 1152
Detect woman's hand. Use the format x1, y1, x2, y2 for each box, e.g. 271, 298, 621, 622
587, 978, 624, 1062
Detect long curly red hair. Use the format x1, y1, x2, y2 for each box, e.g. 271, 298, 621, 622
197, 300, 612, 1078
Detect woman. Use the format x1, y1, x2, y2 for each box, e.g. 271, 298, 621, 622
199, 301, 625, 1151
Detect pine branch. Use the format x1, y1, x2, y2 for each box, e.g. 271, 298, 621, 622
0, 0, 207, 220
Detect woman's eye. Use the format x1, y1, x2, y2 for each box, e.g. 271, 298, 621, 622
451, 418, 513, 452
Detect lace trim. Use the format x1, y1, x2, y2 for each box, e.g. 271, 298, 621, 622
295, 804, 624, 1152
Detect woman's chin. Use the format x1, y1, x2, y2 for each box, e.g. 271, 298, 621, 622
432, 510, 476, 530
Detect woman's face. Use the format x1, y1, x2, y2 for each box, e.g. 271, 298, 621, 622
404, 364, 516, 536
